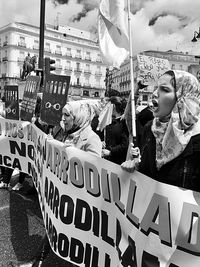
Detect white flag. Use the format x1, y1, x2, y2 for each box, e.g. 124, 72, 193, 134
98, 0, 129, 68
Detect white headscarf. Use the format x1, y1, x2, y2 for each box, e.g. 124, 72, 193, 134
151, 70, 200, 169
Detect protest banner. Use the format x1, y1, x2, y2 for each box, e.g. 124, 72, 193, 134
40, 74, 70, 126
0, 117, 200, 266
20, 76, 41, 121
137, 54, 171, 85
4, 85, 19, 120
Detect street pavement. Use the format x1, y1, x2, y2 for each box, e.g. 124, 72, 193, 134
0, 175, 75, 267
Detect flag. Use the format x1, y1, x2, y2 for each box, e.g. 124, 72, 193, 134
97, 101, 113, 131
98, 0, 129, 68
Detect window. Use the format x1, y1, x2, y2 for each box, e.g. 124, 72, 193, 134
86, 51, 91, 60
66, 61, 71, 70
85, 64, 90, 72
77, 77, 80, 85
34, 40, 39, 49
66, 48, 71, 56
56, 45, 62, 55
45, 42, 51, 52
76, 62, 80, 70
56, 59, 62, 69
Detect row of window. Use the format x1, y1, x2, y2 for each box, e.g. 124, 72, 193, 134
0, 36, 102, 62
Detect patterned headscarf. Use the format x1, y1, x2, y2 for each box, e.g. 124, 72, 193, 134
151, 70, 200, 169
62, 101, 94, 132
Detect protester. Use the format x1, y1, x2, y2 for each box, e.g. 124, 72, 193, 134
11, 100, 102, 267
121, 70, 200, 191
102, 96, 129, 164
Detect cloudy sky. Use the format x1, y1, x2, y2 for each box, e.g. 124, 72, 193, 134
1, 0, 200, 56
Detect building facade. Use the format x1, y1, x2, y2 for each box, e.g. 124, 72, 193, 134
107, 50, 200, 105
0, 22, 107, 99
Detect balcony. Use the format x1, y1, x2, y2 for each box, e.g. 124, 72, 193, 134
44, 48, 52, 53
95, 71, 102, 76
75, 54, 82, 59
64, 67, 72, 72
33, 45, 39, 50
18, 42, 26, 48
66, 53, 72, 58
55, 50, 62, 55
84, 70, 91, 75
55, 64, 62, 69
2, 56, 8, 62
85, 57, 91, 61
73, 82, 82, 87
3, 41, 8, 46
83, 83, 91, 88
74, 68, 82, 73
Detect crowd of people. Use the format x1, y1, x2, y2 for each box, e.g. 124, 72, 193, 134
1, 68, 200, 266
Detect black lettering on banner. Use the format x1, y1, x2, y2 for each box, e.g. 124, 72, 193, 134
70, 238, 84, 264
3, 155, 12, 167
9, 140, 35, 160
5, 122, 24, 139
176, 202, 200, 256
74, 199, 92, 231
59, 194, 74, 224
111, 172, 125, 213
91, 246, 99, 267
10, 141, 26, 156
57, 233, 69, 257
92, 207, 100, 237
69, 157, 84, 188
53, 186, 60, 218
59, 150, 69, 184
140, 193, 172, 247
126, 179, 140, 229
84, 243, 92, 266
84, 161, 100, 197
101, 168, 111, 203
101, 210, 114, 247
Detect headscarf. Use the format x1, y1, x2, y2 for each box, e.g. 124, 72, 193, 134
151, 70, 200, 169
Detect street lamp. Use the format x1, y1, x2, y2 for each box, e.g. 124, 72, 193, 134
191, 27, 200, 42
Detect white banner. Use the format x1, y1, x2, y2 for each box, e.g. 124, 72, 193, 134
0, 117, 200, 267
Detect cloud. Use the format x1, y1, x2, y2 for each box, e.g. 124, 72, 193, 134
0, 0, 200, 56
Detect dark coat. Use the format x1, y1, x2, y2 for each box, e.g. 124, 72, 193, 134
139, 121, 200, 191
105, 118, 129, 164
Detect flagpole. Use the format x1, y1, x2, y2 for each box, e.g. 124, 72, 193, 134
127, 0, 136, 141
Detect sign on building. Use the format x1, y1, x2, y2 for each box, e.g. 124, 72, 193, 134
4, 85, 19, 120
40, 74, 70, 126
137, 54, 171, 85
20, 76, 41, 121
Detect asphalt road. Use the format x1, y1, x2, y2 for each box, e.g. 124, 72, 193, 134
0, 175, 75, 267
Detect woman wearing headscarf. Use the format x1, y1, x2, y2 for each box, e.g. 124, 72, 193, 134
121, 70, 200, 191
11, 101, 102, 267
53, 100, 102, 156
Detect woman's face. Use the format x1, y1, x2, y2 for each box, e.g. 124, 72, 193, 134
151, 74, 176, 121
61, 109, 74, 132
